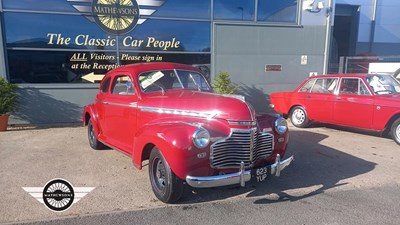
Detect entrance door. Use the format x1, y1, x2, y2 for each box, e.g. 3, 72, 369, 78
329, 4, 360, 73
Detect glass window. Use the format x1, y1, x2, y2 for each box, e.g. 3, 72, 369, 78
101, 77, 111, 93
138, 70, 210, 93
7, 50, 118, 83
298, 79, 315, 92
7, 50, 210, 84
366, 75, 400, 95
120, 19, 211, 52
339, 78, 360, 95
4, 12, 211, 53
4, 12, 114, 51
213, 0, 255, 21
359, 80, 371, 96
2, 0, 82, 13
310, 78, 338, 93
175, 70, 210, 90
3, 0, 211, 19
120, 52, 210, 65
150, 0, 210, 19
257, 0, 298, 23
111, 75, 134, 95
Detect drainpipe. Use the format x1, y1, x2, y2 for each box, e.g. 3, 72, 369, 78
323, 0, 333, 74
369, 0, 378, 52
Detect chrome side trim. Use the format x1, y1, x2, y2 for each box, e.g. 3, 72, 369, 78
103, 101, 138, 108
139, 106, 219, 119
186, 155, 294, 188
227, 120, 256, 126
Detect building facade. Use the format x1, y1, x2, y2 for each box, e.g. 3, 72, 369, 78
0, 0, 398, 124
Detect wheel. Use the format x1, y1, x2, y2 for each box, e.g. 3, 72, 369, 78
290, 106, 310, 128
149, 147, 183, 203
390, 118, 400, 145
88, 119, 105, 150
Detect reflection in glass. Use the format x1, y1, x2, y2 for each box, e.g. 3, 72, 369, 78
257, 0, 298, 23
138, 69, 210, 93
4, 12, 211, 53
120, 19, 211, 52
213, 0, 255, 21
7, 50, 210, 84
150, 0, 211, 19
2, 0, 79, 12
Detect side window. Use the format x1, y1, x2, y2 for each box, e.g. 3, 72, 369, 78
339, 78, 358, 94
359, 80, 371, 95
339, 78, 369, 95
100, 77, 111, 93
111, 75, 134, 95
310, 78, 338, 94
299, 79, 315, 92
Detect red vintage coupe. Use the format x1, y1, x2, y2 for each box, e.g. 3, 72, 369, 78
82, 62, 293, 203
270, 74, 400, 144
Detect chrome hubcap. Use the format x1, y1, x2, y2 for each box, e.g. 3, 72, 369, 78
293, 109, 305, 125
89, 124, 95, 144
155, 160, 166, 190
396, 124, 400, 140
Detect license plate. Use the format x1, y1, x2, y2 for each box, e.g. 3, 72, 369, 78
251, 166, 271, 183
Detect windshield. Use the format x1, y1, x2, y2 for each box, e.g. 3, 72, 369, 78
138, 70, 211, 93
366, 75, 400, 95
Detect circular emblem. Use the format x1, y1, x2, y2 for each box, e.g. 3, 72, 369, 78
42, 179, 75, 212
92, 0, 140, 35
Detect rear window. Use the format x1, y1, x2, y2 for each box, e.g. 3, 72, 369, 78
100, 77, 111, 93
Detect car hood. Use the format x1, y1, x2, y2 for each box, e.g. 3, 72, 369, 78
139, 90, 255, 121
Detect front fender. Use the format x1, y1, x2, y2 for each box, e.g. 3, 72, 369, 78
133, 122, 210, 180
256, 114, 289, 159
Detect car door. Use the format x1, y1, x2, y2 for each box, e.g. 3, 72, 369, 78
103, 73, 138, 154
333, 78, 374, 129
303, 78, 338, 123
94, 76, 111, 140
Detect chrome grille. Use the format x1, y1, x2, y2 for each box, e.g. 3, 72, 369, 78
210, 129, 274, 169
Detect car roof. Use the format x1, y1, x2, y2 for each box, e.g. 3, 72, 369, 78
106, 62, 202, 75
308, 74, 378, 79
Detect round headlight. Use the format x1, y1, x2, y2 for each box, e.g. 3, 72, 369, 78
192, 127, 210, 149
274, 117, 288, 134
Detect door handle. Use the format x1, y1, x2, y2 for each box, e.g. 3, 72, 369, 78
306, 95, 311, 99
336, 97, 342, 100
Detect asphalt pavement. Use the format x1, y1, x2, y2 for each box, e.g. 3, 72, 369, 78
1, 123, 400, 224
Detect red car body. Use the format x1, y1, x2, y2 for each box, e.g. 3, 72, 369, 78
82, 62, 293, 203
270, 73, 400, 144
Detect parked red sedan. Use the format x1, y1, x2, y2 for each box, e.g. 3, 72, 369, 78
270, 74, 400, 144
82, 62, 293, 203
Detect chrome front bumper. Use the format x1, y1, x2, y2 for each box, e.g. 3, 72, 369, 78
186, 154, 294, 188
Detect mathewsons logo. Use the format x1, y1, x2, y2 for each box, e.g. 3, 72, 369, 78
23, 179, 95, 212
92, 0, 139, 35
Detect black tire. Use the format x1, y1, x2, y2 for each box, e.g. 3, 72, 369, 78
390, 118, 400, 145
88, 119, 105, 150
290, 106, 310, 128
149, 147, 183, 203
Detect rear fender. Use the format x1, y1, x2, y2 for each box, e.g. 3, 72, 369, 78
82, 105, 101, 136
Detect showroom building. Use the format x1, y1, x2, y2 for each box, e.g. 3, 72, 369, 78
0, 0, 399, 124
